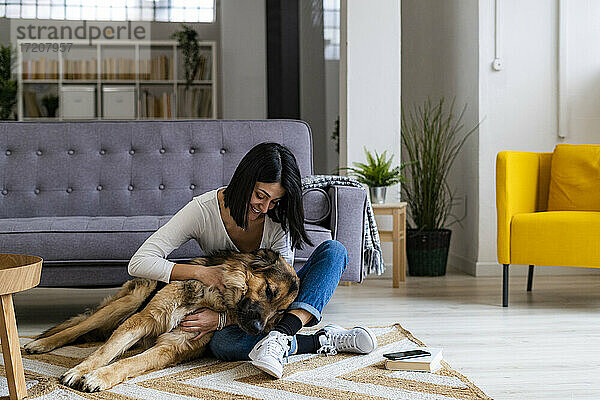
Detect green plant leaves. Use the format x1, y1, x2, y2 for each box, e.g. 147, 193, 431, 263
340, 148, 408, 187
401, 98, 479, 230
0, 45, 17, 120
171, 24, 202, 90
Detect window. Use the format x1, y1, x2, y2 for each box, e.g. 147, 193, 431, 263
0, 0, 215, 22
323, 0, 339, 60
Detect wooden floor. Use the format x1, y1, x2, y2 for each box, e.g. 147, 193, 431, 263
11, 268, 600, 400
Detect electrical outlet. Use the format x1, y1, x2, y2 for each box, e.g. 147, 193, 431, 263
492, 58, 503, 71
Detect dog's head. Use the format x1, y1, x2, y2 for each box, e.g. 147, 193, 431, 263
235, 249, 299, 335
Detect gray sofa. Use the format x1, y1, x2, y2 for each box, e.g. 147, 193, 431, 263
0, 120, 367, 287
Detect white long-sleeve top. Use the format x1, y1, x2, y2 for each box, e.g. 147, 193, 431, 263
128, 188, 294, 283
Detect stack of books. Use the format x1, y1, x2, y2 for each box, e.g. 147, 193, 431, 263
140, 90, 173, 119
384, 348, 443, 372
139, 56, 173, 80
177, 86, 212, 118
101, 58, 136, 80
195, 53, 211, 80
63, 58, 98, 80
22, 58, 60, 80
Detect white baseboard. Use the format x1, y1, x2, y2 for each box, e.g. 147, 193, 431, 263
367, 252, 600, 280
449, 253, 600, 277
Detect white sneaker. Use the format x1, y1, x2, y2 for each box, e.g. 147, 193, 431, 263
316, 324, 378, 356
249, 331, 292, 379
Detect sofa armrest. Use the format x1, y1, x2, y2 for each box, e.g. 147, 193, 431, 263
496, 151, 546, 264
327, 185, 367, 282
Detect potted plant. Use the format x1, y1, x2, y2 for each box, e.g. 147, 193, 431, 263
171, 24, 203, 90
341, 148, 407, 204
0, 45, 17, 120
401, 98, 479, 276
41, 94, 59, 117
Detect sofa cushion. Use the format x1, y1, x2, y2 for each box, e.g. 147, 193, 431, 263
511, 211, 600, 267
302, 188, 331, 223
548, 144, 600, 211
0, 216, 201, 262
294, 223, 333, 270
35, 222, 333, 286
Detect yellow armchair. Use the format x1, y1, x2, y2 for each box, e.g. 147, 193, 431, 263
496, 150, 600, 307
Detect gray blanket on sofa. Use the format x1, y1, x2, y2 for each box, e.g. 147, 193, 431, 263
302, 175, 385, 276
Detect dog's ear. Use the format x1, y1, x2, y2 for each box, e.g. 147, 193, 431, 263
249, 249, 279, 272
222, 269, 248, 293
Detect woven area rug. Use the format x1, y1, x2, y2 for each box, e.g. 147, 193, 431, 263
1, 324, 491, 399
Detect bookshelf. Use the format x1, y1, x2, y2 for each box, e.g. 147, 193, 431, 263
17, 40, 217, 121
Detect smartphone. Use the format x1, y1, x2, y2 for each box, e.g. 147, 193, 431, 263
383, 350, 431, 360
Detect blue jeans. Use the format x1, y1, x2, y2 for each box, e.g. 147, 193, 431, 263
208, 239, 349, 361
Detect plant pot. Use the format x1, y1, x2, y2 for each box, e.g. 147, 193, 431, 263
369, 186, 386, 204
406, 229, 451, 276
45, 106, 58, 118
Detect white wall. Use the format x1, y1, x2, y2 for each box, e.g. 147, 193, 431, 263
477, 0, 600, 276
558, 0, 600, 143
219, 0, 266, 119
401, 0, 479, 274
478, 0, 559, 275
340, 0, 401, 203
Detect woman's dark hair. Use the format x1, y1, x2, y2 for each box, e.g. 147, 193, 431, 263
223, 142, 312, 249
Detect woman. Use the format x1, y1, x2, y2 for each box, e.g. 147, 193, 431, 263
128, 142, 377, 379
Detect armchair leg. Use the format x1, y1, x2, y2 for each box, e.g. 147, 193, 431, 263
527, 265, 534, 292
503, 264, 509, 307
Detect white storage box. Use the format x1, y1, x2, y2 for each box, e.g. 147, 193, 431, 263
61, 86, 96, 119
103, 86, 136, 119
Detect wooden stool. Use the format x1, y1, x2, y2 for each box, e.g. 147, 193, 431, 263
372, 202, 407, 287
0, 254, 42, 400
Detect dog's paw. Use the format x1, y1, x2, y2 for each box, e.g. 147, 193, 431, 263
79, 369, 114, 392
24, 338, 56, 354
60, 366, 87, 389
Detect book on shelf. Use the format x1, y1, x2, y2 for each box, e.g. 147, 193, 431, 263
23, 91, 42, 117
164, 92, 172, 119
139, 55, 173, 80
194, 53, 211, 80
22, 58, 59, 80
102, 58, 136, 80
63, 58, 97, 80
179, 53, 211, 81
177, 86, 212, 118
140, 90, 174, 119
384, 348, 443, 372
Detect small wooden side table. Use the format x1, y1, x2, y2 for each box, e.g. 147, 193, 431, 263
0, 254, 43, 400
371, 202, 407, 288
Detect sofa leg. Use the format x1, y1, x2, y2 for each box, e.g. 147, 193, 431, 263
503, 264, 509, 307
527, 265, 534, 292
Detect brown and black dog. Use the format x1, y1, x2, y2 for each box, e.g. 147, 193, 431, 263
24, 249, 299, 392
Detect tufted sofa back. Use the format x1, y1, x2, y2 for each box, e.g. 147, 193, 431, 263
0, 120, 313, 218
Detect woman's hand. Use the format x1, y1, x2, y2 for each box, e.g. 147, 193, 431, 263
195, 264, 226, 292
180, 308, 220, 340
